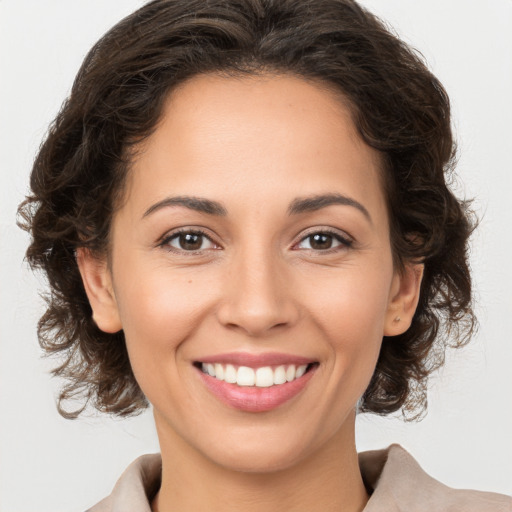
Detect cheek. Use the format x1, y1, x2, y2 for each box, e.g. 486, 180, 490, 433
302, 265, 392, 391
303, 264, 393, 341
113, 268, 212, 377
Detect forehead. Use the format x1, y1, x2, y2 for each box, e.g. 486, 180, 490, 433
122, 73, 387, 222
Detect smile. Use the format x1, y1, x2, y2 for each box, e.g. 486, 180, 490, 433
200, 363, 310, 387
194, 353, 318, 412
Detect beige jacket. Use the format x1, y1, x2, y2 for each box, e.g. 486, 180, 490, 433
87, 444, 511, 511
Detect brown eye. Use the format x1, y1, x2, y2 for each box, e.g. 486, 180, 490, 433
296, 231, 352, 251
309, 233, 334, 250
179, 233, 203, 250
165, 231, 216, 252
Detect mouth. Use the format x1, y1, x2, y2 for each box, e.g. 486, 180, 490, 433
194, 361, 317, 387
193, 355, 319, 412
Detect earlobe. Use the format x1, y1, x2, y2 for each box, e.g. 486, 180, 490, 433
76, 248, 122, 333
384, 263, 424, 336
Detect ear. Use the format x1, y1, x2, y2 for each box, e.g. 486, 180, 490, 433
76, 248, 122, 333
384, 262, 424, 336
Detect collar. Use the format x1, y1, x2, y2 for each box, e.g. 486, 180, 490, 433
360, 444, 511, 511
87, 444, 511, 512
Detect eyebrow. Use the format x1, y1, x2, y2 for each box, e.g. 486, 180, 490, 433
142, 192, 371, 222
287, 193, 372, 222
143, 196, 227, 218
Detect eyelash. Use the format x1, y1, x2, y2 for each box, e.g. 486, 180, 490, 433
293, 228, 353, 253
158, 227, 353, 255
158, 228, 219, 255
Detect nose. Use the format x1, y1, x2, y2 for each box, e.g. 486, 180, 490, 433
216, 250, 300, 337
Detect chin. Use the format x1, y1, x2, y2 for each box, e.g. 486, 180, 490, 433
195, 416, 340, 475
208, 440, 311, 474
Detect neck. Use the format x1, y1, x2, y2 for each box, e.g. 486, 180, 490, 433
152, 411, 369, 512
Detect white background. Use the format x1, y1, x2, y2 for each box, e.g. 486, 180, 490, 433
1, 1, 511, 510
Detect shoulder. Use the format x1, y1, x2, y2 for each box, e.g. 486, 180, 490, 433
85, 447, 511, 512
359, 444, 512, 512
85, 453, 161, 512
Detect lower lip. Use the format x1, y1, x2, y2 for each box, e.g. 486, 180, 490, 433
196, 365, 317, 412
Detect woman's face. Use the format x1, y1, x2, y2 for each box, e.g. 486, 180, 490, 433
80, 73, 420, 472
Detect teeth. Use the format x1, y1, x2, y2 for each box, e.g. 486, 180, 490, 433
255, 367, 274, 387
237, 366, 255, 386
200, 363, 311, 387
296, 365, 307, 378
273, 365, 287, 385
214, 363, 224, 380
225, 364, 237, 383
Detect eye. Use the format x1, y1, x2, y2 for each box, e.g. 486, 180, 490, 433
295, 230, 352, 251
161, 229, 218, 252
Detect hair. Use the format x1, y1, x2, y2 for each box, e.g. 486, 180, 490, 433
19, 0, 475, 420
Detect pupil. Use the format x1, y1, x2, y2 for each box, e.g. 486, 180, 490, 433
311, 233, 332, 250
180, 233, 202, 250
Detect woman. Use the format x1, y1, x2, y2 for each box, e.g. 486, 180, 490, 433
17, 0, 512, 510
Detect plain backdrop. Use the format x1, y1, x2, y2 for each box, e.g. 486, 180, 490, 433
1, 1, 511, 510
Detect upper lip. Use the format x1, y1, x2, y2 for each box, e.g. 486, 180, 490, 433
196, 352, 316, 368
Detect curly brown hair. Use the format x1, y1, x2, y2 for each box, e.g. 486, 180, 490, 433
18, 0, 474, 420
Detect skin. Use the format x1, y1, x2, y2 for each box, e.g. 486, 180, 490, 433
78, 73, 423, 512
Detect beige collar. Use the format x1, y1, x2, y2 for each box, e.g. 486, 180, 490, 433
87, 444, 511, 512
